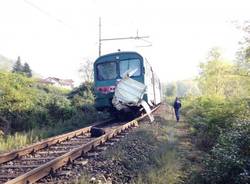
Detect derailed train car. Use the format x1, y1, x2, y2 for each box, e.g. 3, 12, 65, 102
93, 51, 161, 116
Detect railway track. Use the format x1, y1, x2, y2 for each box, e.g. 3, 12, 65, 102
0, 105, 160, 184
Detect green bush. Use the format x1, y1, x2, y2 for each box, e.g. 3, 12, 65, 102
68, 82, 94, 108
183, 95, 249, 150
0, 72, 105, 134
182, 95, 250, 183
0, 72, 110, 152
200, 122, 250, 184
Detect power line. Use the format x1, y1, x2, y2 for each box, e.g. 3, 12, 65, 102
23, 0, 84, 45
136, 38, 152, 47
141, 38, 152, 44
23, 0, 69, 27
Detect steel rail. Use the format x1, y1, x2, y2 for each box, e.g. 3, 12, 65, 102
0, 119, 111, 164
5, 105, 160, 184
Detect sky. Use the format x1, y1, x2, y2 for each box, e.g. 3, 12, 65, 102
0, 0, 249, 85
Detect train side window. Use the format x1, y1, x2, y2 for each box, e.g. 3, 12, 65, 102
119, 59, 141, 77
97, 62, 117, 80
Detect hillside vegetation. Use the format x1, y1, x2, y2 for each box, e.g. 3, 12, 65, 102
0, 71, 106, 152
182, 51, 250, 183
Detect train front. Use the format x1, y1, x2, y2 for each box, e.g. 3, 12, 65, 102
93, 51, 144, 112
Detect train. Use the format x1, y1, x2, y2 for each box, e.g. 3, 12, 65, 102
93, 51, 161, 115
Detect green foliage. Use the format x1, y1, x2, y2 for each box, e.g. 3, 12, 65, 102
199, 47, 250, 98
176, 80, 200, 97
236, 21, 250, 73
0, 71, 108, 152
201, 122, 250, 184
199, 60, 235, 97
0, 72, 104, 134
0, 131, 39, 153
183, 96, 249, 150
12, 57, 23, 73
165, 83, 177, 97
12, 57, 32, 77
0, 72, 71, 130
68, 82, 95, 108
163, 80, 200, 101
183, 46, 250, 183
0, 72, 36, 113
183, 96, 250, 183
23, 62, 32, 77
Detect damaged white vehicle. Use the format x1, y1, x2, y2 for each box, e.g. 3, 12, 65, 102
112, 69, 154, 122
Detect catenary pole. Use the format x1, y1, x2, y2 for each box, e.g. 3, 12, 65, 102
98, 18, 150, 56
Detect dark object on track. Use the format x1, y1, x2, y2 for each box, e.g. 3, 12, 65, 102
90, 127, 105, 137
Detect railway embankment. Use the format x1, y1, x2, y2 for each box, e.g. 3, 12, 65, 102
0, 100, 248, 183
70, 105, 203, 184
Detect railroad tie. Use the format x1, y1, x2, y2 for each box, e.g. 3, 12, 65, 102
0, 164, 40, 169
36, 150, 68, 155
0, 174, 19, 180
20, 157, 55, 161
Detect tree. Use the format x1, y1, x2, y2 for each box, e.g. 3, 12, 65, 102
79, 59, 94, 82
198, 48, 239, 97
176, 80, 200, 96
165, 83, 177, 97
207, 47, 222, 61
234, 21, 250, 96
12, 57, 33, 78
68, 82, 94, 108
23, 62, 32, 77
12, 56, 23, 73
235, 21, 250, 74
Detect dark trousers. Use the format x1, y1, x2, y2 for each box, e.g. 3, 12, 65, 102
174, 108, 180, 122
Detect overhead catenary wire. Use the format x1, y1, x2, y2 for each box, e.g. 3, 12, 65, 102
22, 2, 152, 56
23, 0, 70, 28
22, 0, 91, 53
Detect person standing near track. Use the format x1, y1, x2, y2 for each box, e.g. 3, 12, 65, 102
173, 97, 182, 122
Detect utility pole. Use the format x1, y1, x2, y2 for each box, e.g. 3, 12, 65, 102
99, 17, 102, 57
98, 18, 150, 56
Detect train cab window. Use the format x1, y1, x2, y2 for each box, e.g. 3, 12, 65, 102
119, 59, 141, 77
97, 62, 117, 80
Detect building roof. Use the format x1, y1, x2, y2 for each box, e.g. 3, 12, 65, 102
40, 77, 74, 87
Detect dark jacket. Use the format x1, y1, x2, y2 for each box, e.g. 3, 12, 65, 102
174, 100, 181, 110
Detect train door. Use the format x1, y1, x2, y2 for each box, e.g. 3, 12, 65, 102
144, 58, 155, 106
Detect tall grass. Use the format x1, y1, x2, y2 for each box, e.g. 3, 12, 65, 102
0, 109, 107, 154
0, 131, 39, 153
136, 145, 182, 184
134, 120, 187, 184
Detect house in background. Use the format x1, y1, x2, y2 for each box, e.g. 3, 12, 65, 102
39, 77, 74, 89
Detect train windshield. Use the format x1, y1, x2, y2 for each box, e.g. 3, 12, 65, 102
119, 59, 141, 77
97, 62, 117, 80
